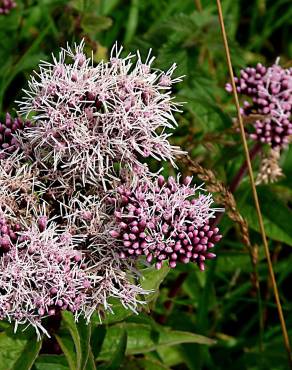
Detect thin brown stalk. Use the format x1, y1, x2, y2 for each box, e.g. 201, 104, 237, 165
216, 0, 292, 366
194, 0, 202, 12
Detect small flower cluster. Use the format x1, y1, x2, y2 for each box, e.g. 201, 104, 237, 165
0, 113, 31, 156
226, 63, 292, 148
0, 42, 222, 335
0, 0, 16, 15
256, 148, 284, 185
0, 153, 41, 217
0, 215, 21, 253
109, 175, 222, 271
0, 222, 90, 337
18, 41, 183, 187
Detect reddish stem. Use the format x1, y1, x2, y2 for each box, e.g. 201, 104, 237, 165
157, 272, 188, 324
229, 142, 262, 193
213, 142, 262, 227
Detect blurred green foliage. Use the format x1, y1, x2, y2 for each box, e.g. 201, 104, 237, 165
0, 0, 292, 369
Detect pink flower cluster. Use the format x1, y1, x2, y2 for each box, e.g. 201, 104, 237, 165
226, 63, 292, 148
0, 153, 147, 335
0, 42, 222, 335
0, 113, 31, 156
18, 41, 183, 187
0, 222, 90, 337
0, 215, 21, 253
108, 175, 222, 271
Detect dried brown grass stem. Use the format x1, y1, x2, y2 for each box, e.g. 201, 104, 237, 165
216, 0, 292, 365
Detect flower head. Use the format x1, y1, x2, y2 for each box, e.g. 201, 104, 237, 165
226, 62, 292, 148
18, 41, 184, 187
256, 147, 284, 185
108, 175, 222, 270
0, 222, 89, 338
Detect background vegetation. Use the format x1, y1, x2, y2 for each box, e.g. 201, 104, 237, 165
0, 0, 292, 369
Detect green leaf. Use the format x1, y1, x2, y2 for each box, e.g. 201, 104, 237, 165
84, 350, 97, 370
157, 346, 185, 367
109, 328, 127, 369
0, 331, 41, 370
34, 355, 70, 370
102, 300, 133, 325
55, 312, 92, 370
55, 333, 76, 370
99, 0, 121, 15
98, 323, 215, 360
0, 25, 50, 111
123, 357, 171, 370
240, 187, 292, 246
61, 312, 82, 369
13, 339, 42, 370
0, 321, 11, 331
81, 15, 113, 35
91, 325, 106, 359
99, 328, 127, 370
140, 264, 170, 303
124, 0, 139, 44
78, 319, 92, 370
